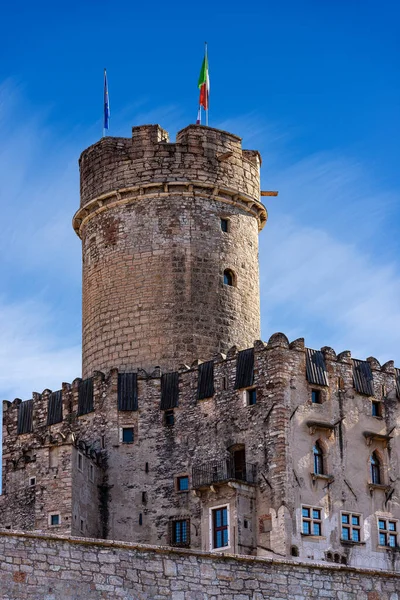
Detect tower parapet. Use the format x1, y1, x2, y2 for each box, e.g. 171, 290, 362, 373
75, 124, 267, 377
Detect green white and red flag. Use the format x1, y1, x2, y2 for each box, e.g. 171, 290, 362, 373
197, 45, 209, 124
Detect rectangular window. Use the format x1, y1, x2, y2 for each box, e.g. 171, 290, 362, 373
177, 475, 189, 492
341, 512, 362, 543
77, 453, 83, 472
220, 218, 229, 233
49, 513, 60, 526
29, 476, 36, 487
311, 390, 321, 404
89, 464, 94, 483
246, 388, 257, 406
378, 518, 398, 548
212, 506, 229, 549
171, 519, 190, 547
301, 506, 322, 536
165, 409, 174, 426
122, 427, 134, 444
372, 401, 381, 417
80, 518, 84, 533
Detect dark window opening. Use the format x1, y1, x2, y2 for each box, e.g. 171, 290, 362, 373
165, 410, 174, 426
223, 269, 235, 286
371, 452, 381, 484
233, 448, 246, 481
291, 546, 299, 557
372, 401, 381, 417
313, 442, 324, 475
50, 514, 60, 526
220, 218, 229, 233
142, 491, 147, 504
171, 519, 190, 547
213, 507, 229, 549
246, 388, 257, 406
145, 462, 149, 473
122, 427, 134, 444
311, 390, 321, 404
80, 519, 84, 532
244, 519, 249, 529
29, 477, 36, 486
139, 513, 143, 526
78, 453, 83, 472
177, 476, 189, 492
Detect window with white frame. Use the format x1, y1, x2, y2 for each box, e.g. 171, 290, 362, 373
210, 505, 229, 550
301, 506, 322, 536
378, 518, 398, 548
341, 512, 362, 542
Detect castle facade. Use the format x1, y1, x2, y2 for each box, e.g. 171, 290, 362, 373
1, 124, 399, 574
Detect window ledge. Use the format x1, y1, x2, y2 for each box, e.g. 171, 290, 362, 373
368, 483, 390, 493
378, 545, 400, 551
311, 473, 334, 482
341, 539, 365, 546
300, 534, 326, 540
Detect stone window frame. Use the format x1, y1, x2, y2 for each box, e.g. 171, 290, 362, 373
209, 504, 231, 552
223, 269, 236, 287
340, 511, 362, 543
29, 476, 36, 487
169, 517, 191, 548
301, 505, 323, 537
48, 512, 61, 527
175, 474, 190, 493
377, 516, 398, 548
220, 217, 230, 233
242, 387, 257, 407
120, 425, 135, 444
77, 452, 83, 473
88, 463, 94, 483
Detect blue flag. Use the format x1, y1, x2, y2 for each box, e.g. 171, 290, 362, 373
104, 69, 110, 131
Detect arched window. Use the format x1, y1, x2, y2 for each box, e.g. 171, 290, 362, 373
313, 442, 324, 475
371, 452, 381, 484
223, 269, 235, 286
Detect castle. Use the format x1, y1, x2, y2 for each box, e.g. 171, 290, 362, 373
1, 123, 399, 576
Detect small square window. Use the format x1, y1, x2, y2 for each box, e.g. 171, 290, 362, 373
177, 476, 189, 491
122, 427, 134, 444
220, 218, 229, 233
50, 514, 60, 526
165, 410, 174, 426
246, 388, 257, 406
77, 453, 83, 472
311, 390, 321, 404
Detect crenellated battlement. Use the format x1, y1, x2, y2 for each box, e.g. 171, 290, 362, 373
74, 124, 265, 236
4, 334, 399, 440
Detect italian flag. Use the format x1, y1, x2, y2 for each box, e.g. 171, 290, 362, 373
198, 52, 210, 111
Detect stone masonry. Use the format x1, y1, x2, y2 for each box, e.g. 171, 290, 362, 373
0, 530, 399, 600
1, 123, 399, 597
75, 124, 266, 377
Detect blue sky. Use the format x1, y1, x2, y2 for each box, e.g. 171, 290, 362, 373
0, 0, 399, 400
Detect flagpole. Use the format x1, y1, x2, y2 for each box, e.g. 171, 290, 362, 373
205, 42, 208, 127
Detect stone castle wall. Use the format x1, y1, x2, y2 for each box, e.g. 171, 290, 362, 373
0, 530, 399, 600
74, 124, 267, 377
2, 335, 399, 571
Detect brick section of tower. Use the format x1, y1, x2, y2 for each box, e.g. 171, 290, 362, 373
75, 124, 267, 377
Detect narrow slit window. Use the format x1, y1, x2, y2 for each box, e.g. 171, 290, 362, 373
313, 442, 324, 475
371, 452, 381, 484
220, 218, 229, 233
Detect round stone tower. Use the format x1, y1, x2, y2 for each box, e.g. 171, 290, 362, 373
74, 124, 267, 378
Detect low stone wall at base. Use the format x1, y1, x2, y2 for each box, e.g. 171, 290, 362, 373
0, 531, 398, 600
